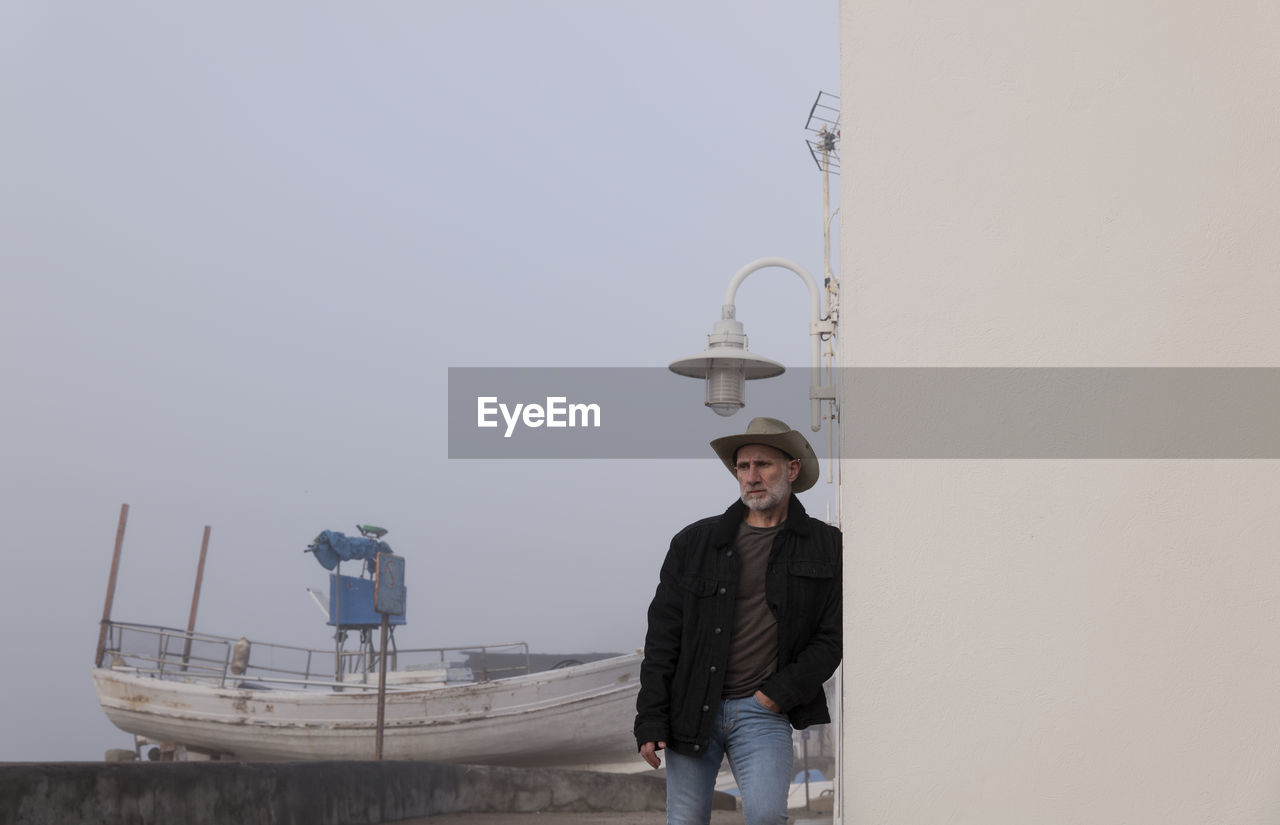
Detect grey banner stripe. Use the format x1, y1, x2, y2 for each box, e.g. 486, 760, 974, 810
448, 368, 1280, 459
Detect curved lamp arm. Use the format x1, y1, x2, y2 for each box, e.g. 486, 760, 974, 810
720, 258, 834, 432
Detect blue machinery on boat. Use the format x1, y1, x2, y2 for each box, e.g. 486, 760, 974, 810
305, 525, 408, 686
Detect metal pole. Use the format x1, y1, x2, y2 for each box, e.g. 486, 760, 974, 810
182, 525, 212, 670
375, 613, 389, 760
803, 732, 812, 811
334, 562, 343, 685
95, 503, 130, 667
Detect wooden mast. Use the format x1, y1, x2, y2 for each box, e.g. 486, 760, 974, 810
95, 503, 130, 666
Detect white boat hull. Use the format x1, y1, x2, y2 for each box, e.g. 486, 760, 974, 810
93, 653, 644, 769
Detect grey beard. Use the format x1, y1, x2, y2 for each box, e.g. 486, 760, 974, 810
741, 486, 786, 512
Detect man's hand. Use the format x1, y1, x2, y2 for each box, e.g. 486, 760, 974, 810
754, 689, 781, 713
640, 740, 666, 769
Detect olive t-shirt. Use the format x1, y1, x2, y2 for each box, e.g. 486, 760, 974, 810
721, 520, 781, 698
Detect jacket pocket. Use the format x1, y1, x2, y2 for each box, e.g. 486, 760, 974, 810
788, 561, 834, 579
678, 573, 720, 596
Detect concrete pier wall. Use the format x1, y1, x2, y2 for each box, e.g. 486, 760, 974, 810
0, 761, 670, 825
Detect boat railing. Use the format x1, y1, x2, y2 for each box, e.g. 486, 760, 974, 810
98, 621, 531, 690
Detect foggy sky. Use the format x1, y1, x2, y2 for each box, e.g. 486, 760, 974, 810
0, 1, 839, 760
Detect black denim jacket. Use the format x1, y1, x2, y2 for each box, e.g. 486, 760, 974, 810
634, 495, 843, 756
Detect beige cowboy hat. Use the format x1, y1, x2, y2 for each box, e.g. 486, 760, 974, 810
710, 416, 819, 493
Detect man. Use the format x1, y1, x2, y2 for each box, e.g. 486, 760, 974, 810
635, 417, 842, 825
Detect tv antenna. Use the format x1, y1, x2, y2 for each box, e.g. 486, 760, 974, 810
805, 90, 842, 495
805, 90, 840, 175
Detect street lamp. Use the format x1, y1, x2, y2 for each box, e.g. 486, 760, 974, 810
669, 257, 837, 432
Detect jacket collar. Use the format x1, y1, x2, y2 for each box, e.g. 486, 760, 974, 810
712, 494, 810, 548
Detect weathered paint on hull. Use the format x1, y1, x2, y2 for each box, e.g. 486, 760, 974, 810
93, 653, 643, 769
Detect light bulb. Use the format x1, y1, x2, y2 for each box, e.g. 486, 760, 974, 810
706, 362, 745, 416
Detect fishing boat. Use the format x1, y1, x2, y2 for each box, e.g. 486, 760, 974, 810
93, 623, 642, 767
92, 523, 643, 769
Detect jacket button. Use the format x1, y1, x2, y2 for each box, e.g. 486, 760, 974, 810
709, 665, 717, 672
718, 586, 726, 594
714, 627, 721, 634
702, 704, 709, 712
693, 744, 701, 752
726, 550, 733, 557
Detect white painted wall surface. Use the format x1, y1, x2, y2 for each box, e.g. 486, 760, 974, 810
839, 2, 1280, 822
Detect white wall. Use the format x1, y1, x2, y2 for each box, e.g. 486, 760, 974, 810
839, 2, 1280, 822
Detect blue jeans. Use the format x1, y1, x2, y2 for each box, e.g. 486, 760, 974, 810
665, 695, 793, 825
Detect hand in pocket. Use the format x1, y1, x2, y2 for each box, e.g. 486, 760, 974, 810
754, 689, 781, 713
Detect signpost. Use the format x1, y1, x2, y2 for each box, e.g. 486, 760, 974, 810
373, 553, 405, 760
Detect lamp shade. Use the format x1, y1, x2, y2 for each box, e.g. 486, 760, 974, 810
668, 347, 787, 379
669, 317, 786, 416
